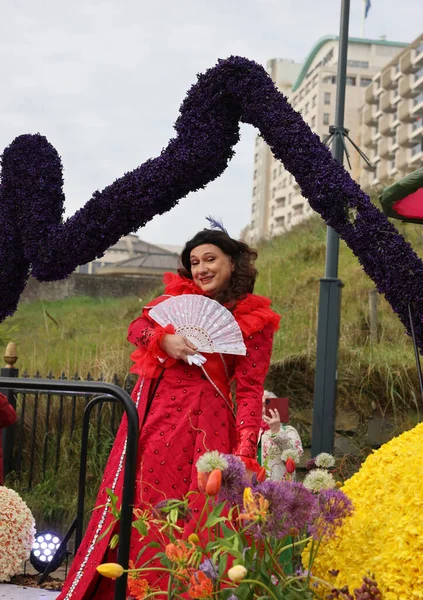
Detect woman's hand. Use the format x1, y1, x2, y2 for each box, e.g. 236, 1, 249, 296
160, 333, 197, 363
262, 408, 281, 434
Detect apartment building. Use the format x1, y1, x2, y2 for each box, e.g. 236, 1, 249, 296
359, 34, 423, 189
245, 36, 407, 244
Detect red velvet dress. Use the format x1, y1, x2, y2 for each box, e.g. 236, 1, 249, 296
57, 274, 280, 600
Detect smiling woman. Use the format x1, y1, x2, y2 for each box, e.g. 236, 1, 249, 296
57, 222, 280, 600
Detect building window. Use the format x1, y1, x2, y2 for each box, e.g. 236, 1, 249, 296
304, 103, 309, 115
347, 60, 369, 68
273, 168, 277, 179
251, 219, 255, 228
293, 204, 304, 216
272, 187, 276, 198
360, 77, 372, 87
346, 76, 356, 86
79, 263, 89, 274
288, 192, 292, 204
411, 140, 423, 156
252, 203, 256, 213
279, 164, 283, 175
282, 178, 287, 188
254, 170, 257, 179
323, 75, 336, 85
394, 63, 400, 74
414, 91, 423, 106
287, 213, 292, 224
254, 153, 258, 163
392, 109, 398, 123
390, 156, 396, 171
275, 216, 285, 227
313, 74, 319, 86
276, 197, 286, 207
412, 117, 422, 131
299, 90, 304, 101
311, 115, 316, 128
324, 92, 331, 105
312, 95, 317, 108
323, 113, 330, 125
253, 186, 256, 196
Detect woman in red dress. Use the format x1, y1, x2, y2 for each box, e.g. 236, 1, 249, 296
58, 227, 280, 600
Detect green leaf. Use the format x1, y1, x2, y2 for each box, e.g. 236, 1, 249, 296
105, 488, 120, 519
132, 520, 148, 537
204, 514, 228, 528
169, 508, 178, 524
218, 553, 228, 577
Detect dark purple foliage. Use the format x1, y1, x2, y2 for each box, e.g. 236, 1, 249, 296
1, 56, 423, 352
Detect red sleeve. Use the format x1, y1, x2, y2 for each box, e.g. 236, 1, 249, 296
0, 393, 17, 428
127, 303, 176, 378
232, 324, 274, 461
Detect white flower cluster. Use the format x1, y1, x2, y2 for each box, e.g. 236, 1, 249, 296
281, 448, 301, 463
196, 450, 229, 473
0, 486, 36, 581
303, 453, 336, 493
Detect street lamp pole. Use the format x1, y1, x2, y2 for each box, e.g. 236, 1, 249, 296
311, 0, 350, 456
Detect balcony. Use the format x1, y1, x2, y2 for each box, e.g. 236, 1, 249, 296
414, 42, 423, 68
379, 114, 392, 136
410, 143, 423, 166
400, 48, 419, 74
397, 123, 414, 147
411, 92, 423, 117
379, 136, 395, 158
396, 147, 409, 170
399, 100, 414, 123
363, 105, 377, 126
381, 66, 397, 90
362, 126, 377, 147
380, 90, 396, 112
399, 74, 420, 98
365, 83, 378, 104
411, 118, 423, 140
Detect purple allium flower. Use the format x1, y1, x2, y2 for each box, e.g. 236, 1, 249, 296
306, 459, 317, 471
218, 454, 249, 506
227, 596, 238, 600
309, 488, 353, 540
199, 558, 218, 582
253, 480, 318, 539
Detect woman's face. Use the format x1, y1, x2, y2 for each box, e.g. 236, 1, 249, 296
190, 244, 234, 298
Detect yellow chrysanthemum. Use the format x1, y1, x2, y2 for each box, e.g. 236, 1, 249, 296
303, 422, 423, 600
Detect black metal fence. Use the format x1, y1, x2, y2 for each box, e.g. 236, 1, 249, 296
1, 367, 136, 491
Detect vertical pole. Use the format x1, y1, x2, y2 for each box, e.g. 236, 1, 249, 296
1, 343, 19, 479
361, 0, 366, 37
311, 0, 350, 456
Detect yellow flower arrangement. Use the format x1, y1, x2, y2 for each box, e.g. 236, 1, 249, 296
304, 422, 423, 599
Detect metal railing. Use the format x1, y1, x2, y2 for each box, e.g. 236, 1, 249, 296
0, 376, 139, 600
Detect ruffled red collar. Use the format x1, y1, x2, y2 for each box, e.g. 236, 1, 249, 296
161, 273, 280, 337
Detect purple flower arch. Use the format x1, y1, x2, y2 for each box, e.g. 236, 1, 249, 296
1, 56, 423, 349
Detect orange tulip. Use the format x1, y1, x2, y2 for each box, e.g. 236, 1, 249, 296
205, 468, 222, 496
197, 471, 209, 492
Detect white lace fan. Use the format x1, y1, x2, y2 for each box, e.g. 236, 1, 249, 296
149, 295, 246, 355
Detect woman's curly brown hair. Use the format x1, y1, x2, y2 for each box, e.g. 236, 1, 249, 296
179, 229, 258, 305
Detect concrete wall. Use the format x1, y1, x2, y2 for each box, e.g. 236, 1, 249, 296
20, 273, 163, 303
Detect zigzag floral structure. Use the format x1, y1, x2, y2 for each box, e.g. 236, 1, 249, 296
1, 56, 423, 350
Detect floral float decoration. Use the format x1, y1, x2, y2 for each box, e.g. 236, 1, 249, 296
304, 421, 423, 600
91, 450, 386, 600
1, 58, 423, 352
0, 486, 36, 581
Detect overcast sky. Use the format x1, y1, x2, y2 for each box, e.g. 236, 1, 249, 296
0, 0, 420, 245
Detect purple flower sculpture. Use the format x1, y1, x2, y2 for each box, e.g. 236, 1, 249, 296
1, 55, 423, 353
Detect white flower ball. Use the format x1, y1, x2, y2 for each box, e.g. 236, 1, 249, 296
0, 487, 36, 581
